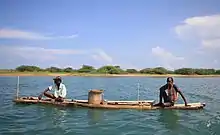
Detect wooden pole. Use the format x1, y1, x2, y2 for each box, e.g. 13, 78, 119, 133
137, 82, 140, 102
16, 76, 19, 99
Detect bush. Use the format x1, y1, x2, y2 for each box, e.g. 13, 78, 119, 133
16, 65, 41, 72
77, 65, 96, 73
126, 69, 138, 73
12, 64, 220, 75
96, 65, 125, 74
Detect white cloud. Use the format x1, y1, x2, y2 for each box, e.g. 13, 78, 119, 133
174, 14, 220, 68
175, 14, 220, 50
0, 46, 84, 62
152, 46, 184, 60
120, 64, 139, 70
0, 28, 77, 40
0, 45, 113, 68
201, 39, 220, 50
91, 49, 113, 63
214, 60, 218, 64
151, 46, 184, 70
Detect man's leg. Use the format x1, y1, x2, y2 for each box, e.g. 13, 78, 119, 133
162, 91, 170, 102
44, 91, 56, 99
163, 93, 174, 107
55, 96, 64, 102
163, 101, 174, 107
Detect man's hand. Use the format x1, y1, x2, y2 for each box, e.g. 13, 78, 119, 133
55, 96, 64, 102
185, 103, 190, 107
38, 94, 42, 100
153, 102, 163, 107
38, 88, 50, 100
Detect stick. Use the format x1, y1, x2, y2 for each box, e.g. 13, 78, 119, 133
137, 82, 140, 102
16, 76, 19, 99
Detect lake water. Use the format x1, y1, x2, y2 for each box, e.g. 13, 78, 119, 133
0, 76, 220, 135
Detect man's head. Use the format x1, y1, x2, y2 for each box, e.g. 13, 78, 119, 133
166, 77, 174, 86
53, 76, 62, 85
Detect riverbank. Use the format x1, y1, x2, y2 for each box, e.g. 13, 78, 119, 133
1, 72, 220, 78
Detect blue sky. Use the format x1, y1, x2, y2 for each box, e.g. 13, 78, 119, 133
1, 0, 220, 70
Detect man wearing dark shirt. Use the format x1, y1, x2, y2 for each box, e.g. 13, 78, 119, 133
153, 77, 189, 107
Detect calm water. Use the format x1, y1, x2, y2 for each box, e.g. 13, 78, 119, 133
0, 76, 220, 135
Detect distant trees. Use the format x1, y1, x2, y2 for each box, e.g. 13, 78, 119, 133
174, 68, 195, 75
215, 70, 220, 74
174, 68, 217, 75
126, 69, 138, 73
63, 67, 74, 73
45, 67, 62, 72
139, 67, 170, 74
77, 65, 96, 73
16, 65, 42, 72
9, 65, 220, 75
96, 65, 125, 74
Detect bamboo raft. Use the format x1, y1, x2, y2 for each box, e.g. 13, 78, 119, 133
13, 77, 206, 110
13, 96, 205, 110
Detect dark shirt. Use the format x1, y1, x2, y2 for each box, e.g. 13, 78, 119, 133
159, 84, 180, 93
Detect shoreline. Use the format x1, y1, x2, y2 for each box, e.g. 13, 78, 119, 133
1, 72, 220, 78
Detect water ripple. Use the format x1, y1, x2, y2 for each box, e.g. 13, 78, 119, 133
0, 76, 220, 135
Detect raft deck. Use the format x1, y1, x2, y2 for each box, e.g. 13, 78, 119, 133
13, 96, 206, 110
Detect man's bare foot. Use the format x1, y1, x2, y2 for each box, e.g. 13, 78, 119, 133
163, 102, 173, 107
55, 97, 64, 102
153, 102, 163, 107
38, 95, 42, 100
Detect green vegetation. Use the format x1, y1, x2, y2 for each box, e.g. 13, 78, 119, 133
1, 65, 220, 75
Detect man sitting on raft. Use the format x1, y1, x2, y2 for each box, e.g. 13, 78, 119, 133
153, 77, 189, 107
38, 76, 67, 102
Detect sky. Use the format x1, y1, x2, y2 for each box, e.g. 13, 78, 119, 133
1, 0, 220, 70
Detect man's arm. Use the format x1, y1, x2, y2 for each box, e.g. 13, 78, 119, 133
38, 86, 52, 99
173, 84, 188, 106
158, 84, 168, 103
59, 84, 67, 98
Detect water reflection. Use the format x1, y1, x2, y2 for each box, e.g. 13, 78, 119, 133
50, 107, 68, 127
36, 107, 74, 135
158, 110, 180, 132
205, 111, 220, 135
87, 109, 105, 125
